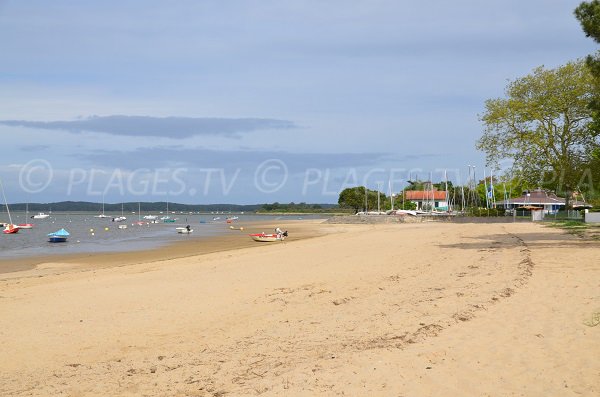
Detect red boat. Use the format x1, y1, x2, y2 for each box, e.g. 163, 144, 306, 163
3, 224, 19, 234
0, 177, 19, 234
249, 229, 288, 242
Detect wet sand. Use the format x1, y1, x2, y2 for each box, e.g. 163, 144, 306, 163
0, 221, 598, 396
0, 220, 327, 278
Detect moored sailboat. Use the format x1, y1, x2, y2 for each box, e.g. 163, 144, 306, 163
113, 203, 127, 222
95, 195, 110, 218
18, 203, 34, 229
0, 178, 19, 234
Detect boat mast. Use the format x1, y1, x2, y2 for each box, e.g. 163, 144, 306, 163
443, 170, 447, 212
460, 168, 466, 212
430, 172, 434, 212
0, 177, 14, 225
389, 179, 393, 211
377, 182, 381, 213
483, 169, 489, 209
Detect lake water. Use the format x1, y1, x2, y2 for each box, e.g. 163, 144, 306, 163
0, 212, 325, 260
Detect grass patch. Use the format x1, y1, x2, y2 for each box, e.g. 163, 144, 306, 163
545, 220, 590, 237
546, 220, 589, 230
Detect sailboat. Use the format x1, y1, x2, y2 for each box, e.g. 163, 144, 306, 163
161, 201, 176, 222
18, 203, 34, 229
0, 178, 19, 234
95, 195, 110, 218
113, 203, 127, 222
135, 202, 145, 225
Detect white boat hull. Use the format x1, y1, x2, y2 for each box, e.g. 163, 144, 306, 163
249, 233, 284, 242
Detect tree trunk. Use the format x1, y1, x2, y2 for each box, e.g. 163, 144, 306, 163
565, 189, 571, 211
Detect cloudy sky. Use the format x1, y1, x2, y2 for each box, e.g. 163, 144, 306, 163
0, 0, 596, 204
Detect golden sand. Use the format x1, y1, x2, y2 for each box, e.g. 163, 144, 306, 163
0, 221, 598, 396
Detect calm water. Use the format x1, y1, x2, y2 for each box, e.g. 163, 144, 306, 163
0, 212, 325, 260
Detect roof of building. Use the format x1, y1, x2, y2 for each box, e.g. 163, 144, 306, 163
501, 189, 591, 207
404, 190, 447, 200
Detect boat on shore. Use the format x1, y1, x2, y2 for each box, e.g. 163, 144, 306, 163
48, 228, 69, 243
249, 229, 288, 242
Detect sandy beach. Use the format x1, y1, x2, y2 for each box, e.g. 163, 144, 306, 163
0, 220, 598, 396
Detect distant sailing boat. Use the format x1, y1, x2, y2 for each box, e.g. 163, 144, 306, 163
160, 201, 171, 221
18, 202, 34, 229
162, 201, 176, 223
113, 203, 127, 222
95, 194, 110, 218
0, 177, 19, 234
135, 202, 145, 225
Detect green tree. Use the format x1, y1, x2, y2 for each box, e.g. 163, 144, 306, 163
394, 198, 417, 210
338, 187, 366, 213
575, 1, 600, 81
477, 60, 597, 208
575, 1, 600, 189
338, 186, 387, 213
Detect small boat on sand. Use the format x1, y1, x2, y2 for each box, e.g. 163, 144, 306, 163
249, 229, 288, 242
48, 228, 70, 243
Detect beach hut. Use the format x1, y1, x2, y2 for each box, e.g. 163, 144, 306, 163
498, 188, 591, 215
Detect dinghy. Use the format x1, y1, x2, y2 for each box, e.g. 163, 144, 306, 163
48, 228, 70, 243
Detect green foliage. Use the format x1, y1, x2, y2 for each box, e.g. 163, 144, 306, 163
465, 207, 506, 217
338, 186, 388, 212
395, 200, 417, 210
404, 180, 452, 192
547, 219, 588, 229
575, 1, 600, 43
477, 60, 597, 206
575, 1, 600, 134
259, 202, 341, 213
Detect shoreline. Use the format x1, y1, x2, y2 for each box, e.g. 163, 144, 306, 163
0, 221, 598, 395
0, 219, 329, 278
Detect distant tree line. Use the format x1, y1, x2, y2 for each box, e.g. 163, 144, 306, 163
259, 202, 346, 213
2, 201, 264, 213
